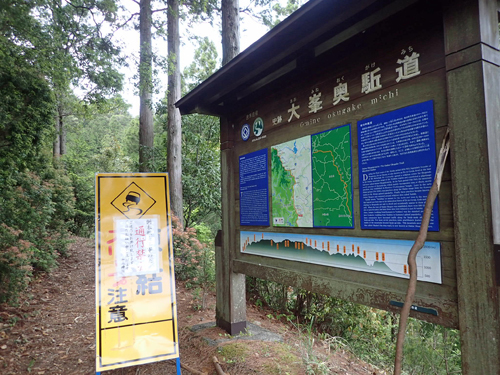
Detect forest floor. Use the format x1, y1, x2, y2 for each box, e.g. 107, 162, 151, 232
0, 237, 387, 375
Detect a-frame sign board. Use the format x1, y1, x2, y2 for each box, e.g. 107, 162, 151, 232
95, 173, 181, 374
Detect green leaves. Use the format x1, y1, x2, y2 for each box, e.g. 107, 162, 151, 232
0, 38, 55, 173
181, 113, 221, 229
182, 36, 219, 93
249, 0, 303, 30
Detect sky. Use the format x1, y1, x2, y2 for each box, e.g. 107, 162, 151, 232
116, 4, 272, 117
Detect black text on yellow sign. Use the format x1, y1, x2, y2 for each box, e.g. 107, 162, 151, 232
95, 173, 179, 372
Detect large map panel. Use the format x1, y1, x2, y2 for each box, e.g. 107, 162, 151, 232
271, 136, 313, 227
271, 125, 353, 228
312, 124, 353, 228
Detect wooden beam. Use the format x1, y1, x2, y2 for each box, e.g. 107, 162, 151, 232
216, 117, 247, 335
444, 1, 500, 372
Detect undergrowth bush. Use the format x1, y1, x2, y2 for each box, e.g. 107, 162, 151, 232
172, 216, 215, 309
0, 166, 75, 303
247, 278, 462, 374
67, 171, 94, 237
0, 224, 34, 303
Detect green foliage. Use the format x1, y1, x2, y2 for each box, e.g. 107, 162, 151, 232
172, 217, 215, 310
63, 97, 135, 235
182, 36, 219, 93
217, 343, 248, 364
251, 0, 304, 30
401, 321, 461, 374
294, 319, 330, 375
0, 165, 75, 303
0, 168, 74, 257
0, 225, 34, 304
0, 18, 75, 303
1, 0, 123, 105
181, 113, 221, 231
0, 37, 55, 172
248, 279, 462, 373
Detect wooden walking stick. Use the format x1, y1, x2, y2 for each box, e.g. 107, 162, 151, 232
393, 128, 450, 375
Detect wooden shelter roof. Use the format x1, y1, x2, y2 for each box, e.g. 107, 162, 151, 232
176, 0, 413, 117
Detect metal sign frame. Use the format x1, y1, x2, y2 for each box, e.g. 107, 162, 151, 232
95, 173, 179, 373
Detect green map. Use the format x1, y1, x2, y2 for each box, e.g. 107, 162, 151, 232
312, 125, 353, 227
271, 136, 312, 227
270, 125, 353, 228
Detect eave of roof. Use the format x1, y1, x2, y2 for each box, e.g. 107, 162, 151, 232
176, 0, 413, 117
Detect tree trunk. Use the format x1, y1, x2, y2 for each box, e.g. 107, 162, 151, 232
139, 0, 154, 172
53, 113, 61, 157
221, 0, 240, 65
167, 0, 184, 226
59, 111, 66, 155
53, 102, 65, 157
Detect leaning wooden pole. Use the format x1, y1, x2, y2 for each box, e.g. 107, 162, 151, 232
394, 128, 450, 375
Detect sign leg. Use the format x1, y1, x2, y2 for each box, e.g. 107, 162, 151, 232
176, 357, 182, 375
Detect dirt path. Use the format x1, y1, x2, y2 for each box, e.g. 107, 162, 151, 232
0, 237, 383, 375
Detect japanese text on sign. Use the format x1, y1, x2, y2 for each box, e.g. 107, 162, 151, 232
115, 218, 160, 277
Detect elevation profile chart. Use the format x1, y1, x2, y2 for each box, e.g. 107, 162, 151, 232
240, 231, 441, 284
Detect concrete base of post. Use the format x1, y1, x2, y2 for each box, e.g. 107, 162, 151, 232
216, 318, 247, 336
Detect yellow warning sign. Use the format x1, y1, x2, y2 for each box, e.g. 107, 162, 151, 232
95, 173, 179, 372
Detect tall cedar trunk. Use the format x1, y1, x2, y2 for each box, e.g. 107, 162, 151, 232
59, 111, 66, 155
53, 113, 61, 157
139, 0, 154, 172
167, 0, 184, 226
221, 0, 240, 65
53, 102, 65, 157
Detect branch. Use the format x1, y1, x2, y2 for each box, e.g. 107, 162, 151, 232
151, 7, 169, 13
180, 362, 207, 375
63, 0, 102, 33
212, 357, 227, 375
112, 12, 140, 34
63, 0, 94, 14
393, 128, 450, 375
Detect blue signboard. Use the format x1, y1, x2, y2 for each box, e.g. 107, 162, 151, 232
358, 100, 439, 231
239, 148, 270, 226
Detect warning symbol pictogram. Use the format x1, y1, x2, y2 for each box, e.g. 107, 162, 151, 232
111, 182, 156, 219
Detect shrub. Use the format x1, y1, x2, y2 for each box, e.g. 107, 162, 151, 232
172, 217, 215, 309
0, 224, 34, 303
0, 166, 75, 303
247, 279, 461, 373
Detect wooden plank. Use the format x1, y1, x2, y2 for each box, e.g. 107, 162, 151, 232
443, 0, 499, 55
233, 259, 458, 328
443, 1, 500, 372
216, 118, 247, 335
483, 61, 500, 276
232, 54, 456, 326
181, 0, 384, 114
232, 69, 449, 156
446, 58, 500, 374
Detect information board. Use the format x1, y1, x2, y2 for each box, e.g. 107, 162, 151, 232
241, 231, 442, 284
358, 101, 439, 231
95, 173, 179, 372
239, 148, 270, 226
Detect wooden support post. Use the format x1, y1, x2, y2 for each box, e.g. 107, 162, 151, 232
216, 118, 247, 335
443, 0, 500, 373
